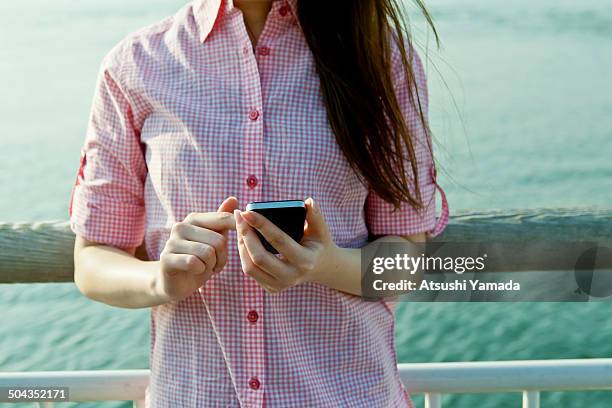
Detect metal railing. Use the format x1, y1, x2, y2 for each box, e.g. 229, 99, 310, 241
1, 359, 612, 407
398, 359, 612, 407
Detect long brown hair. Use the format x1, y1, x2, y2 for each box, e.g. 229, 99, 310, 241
297, 0, 438, 209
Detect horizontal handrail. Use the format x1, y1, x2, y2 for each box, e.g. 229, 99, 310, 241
1, 359, 611, 402
0, 369, 149, 402
1, 208, 611, 283
398, 359, 612, 393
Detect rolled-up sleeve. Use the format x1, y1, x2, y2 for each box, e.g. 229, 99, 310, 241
69, 56, 147, 249
365, 46, 449, 238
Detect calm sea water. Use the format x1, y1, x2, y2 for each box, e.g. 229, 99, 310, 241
1, 1, 611, 407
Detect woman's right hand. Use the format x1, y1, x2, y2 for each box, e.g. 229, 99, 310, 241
155, 197, 238, 302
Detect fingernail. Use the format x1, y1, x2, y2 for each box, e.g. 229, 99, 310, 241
241, 210, 254, 222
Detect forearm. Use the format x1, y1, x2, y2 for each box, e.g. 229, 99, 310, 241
315, 234, 425, 297
74, 243, 166, 309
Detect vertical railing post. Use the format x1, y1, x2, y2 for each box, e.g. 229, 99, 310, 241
425, 392, 442, 408
522, 391, 540, 408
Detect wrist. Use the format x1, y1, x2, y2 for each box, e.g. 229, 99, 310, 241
146, 261, 171, 305
310, 241, 343, 286
309, 243, 363, 296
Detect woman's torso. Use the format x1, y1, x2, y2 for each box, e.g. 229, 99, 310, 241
109, 1, 412, 406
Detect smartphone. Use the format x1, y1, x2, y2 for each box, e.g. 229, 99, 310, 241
245, 200, 307, 254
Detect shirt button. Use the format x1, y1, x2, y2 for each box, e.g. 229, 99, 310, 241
279, 4, 289, 16
249, 377, 261, 390
249, 109, 260, 121
242, 45, 251, 55
257, 46, 270, 56
246, 175, 258, 189
247, 310, 259, 323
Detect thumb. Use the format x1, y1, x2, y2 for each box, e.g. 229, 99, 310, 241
304, 197, 330, 239
218, 196, 239, 214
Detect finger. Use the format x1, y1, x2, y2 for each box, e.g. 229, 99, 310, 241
213, 230, 229, 273
217, 196, 239, 214
304, 197, 329, 238
184, 212, 236, 232
173, 223, 227, 254
235, 210, 291, 277
165, 239, 217, 275
235, 216, 279, 283
162, 252, 207, 275
240, 210, 307, 266
171, 224, 228, 272
245, 264, 281, 292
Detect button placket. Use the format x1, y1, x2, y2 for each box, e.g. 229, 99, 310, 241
238, 21, 266, 408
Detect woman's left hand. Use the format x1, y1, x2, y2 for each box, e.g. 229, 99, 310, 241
234, 198, 338, 293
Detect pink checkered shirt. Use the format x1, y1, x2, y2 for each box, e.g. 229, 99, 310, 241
69, 0, 449, 406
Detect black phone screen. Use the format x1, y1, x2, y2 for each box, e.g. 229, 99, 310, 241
247, 201, 306, 254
